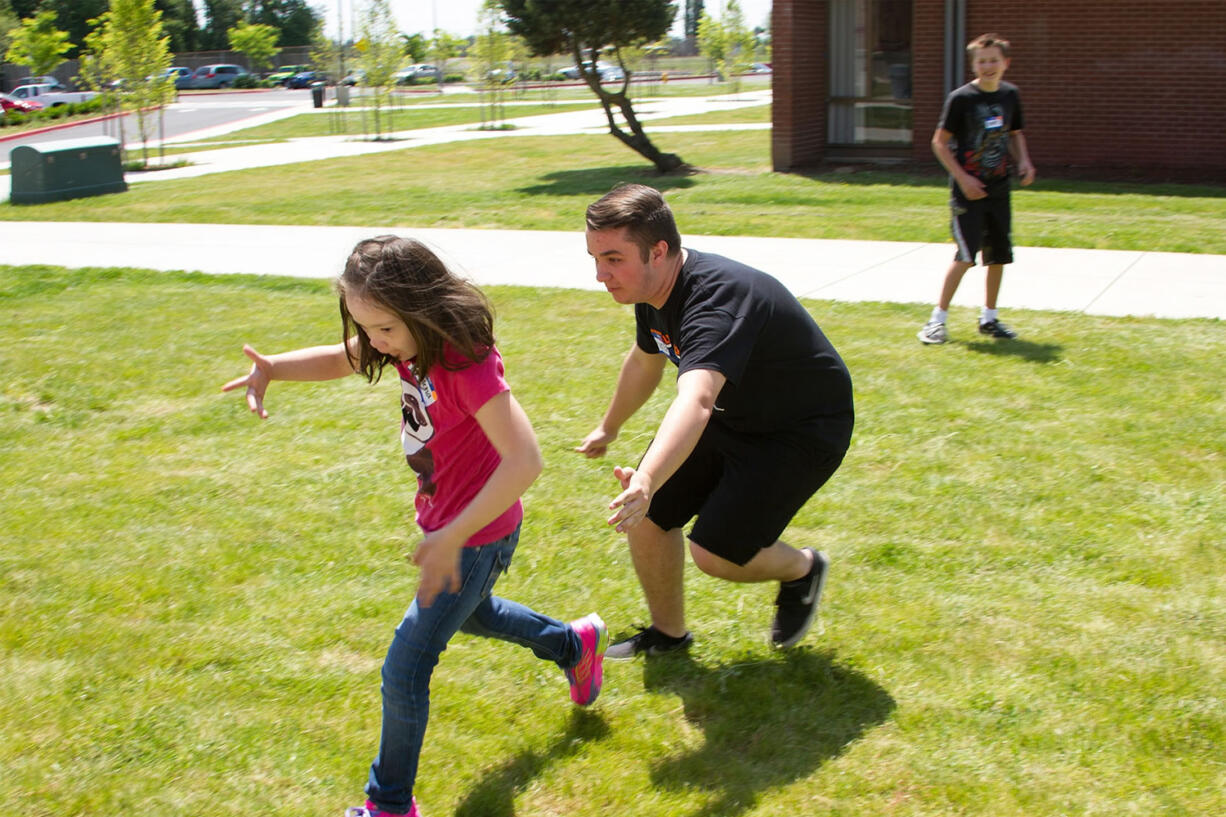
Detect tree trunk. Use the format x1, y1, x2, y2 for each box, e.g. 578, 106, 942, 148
587, 76, 687, 173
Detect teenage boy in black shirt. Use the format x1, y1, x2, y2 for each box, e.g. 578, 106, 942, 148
918, 32, 1036, 345
577, 183, 854, 657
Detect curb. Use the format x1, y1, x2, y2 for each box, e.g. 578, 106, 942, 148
0, 109, 128, 143
0, 101, 189, 144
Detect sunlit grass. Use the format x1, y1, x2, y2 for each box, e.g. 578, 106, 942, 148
7, 129, 1225, 253
2, 265, 1223, 816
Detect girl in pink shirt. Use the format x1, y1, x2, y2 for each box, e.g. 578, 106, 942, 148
223, 236, 607, 817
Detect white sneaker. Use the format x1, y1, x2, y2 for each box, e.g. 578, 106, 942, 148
917, 320, 948, 344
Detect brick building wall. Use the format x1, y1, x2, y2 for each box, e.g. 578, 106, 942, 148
772, 0, 828, 169
774, 0, 1226, 180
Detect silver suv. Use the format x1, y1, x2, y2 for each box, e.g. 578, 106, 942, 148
184, 64, 248, 90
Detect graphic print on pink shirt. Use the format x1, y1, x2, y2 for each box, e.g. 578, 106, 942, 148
394, 349, 523, 545
401, 376, 438, 495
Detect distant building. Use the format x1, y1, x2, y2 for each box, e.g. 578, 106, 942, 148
771, 0, 1226, 180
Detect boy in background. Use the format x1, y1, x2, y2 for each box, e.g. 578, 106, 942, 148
918, 33, 1036, 345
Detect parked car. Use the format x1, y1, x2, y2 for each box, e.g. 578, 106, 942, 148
748, 62, 773, 74
559, 61, 624, 82
485, 67, 518, 84
182, 63, 248, 90
159, 66, 192, 83
267, 64, 309, 85
394, 64, 442, 84
15, 75, 66, 91
9, 84, 98, 106
340, 69, 365, 86
0, 92, 43, 114
286, 71, 328, 89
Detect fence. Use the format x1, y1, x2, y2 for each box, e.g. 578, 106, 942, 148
1, 47, 313, 92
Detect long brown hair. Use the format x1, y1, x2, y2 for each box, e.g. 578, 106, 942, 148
336, 236, 494, 382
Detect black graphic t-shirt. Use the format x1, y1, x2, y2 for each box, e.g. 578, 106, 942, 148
634, 249, 854, 451
940, 81, 1025, 197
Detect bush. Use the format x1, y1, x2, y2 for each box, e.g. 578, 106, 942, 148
0, 95, 109, 129
234, 74, 262, 89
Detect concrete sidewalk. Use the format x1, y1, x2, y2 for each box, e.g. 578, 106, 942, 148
1, 88, 1223, 321
4, 220, 1224, 320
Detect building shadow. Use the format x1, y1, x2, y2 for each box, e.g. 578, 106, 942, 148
641, 649, 895, 817
517, 166, 699, 198
453, 707, 610, 817
961, 338, 1064, 363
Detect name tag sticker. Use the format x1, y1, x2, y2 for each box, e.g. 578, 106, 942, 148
985, 115, 1004, 130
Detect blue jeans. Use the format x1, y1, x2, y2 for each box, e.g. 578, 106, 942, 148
365, 525, 580, 813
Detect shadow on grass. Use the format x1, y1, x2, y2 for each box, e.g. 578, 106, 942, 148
796, 164, 1226, 197
642, 649, 895, 817
454, 708, 610, 817
961, 338, 1064, 363
518, 166, 700, 197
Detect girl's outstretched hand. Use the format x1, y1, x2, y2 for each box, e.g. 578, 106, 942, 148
413, 528, 463, 607
221, 344, 274, 419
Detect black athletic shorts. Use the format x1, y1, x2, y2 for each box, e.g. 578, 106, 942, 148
645, 419, 849, 567
950, 192, 1013, 266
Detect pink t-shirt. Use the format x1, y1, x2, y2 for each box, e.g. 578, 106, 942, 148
394, 345, 522, 546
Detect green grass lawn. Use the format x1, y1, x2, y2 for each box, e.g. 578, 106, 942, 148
650, 102, 772, 125
6, 130, 1224, 253
199, 102, 604, 142
2, 266, 1223, 816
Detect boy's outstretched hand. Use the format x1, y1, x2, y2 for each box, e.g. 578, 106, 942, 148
221, 344, 274, 419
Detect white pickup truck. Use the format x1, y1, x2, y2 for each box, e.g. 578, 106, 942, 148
10, 84, 99, 107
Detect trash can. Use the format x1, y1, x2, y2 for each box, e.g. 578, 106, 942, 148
311, 81, 325, 108
9, 136, 127, 205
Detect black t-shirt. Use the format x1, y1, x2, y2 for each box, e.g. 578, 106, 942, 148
940, 81, 1025, 197
635, 249, 854, 450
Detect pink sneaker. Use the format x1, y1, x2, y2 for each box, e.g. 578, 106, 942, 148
564, 613, 608, 706
345, 798, 420, 817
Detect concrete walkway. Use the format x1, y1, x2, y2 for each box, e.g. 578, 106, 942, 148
2, 89, 1224, 321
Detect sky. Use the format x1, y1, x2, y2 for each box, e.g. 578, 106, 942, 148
317, 0, 774, 40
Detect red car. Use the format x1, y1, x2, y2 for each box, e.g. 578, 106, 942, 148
1, 92, 43, 114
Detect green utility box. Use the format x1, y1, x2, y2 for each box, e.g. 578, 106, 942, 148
9, 137, 127, 205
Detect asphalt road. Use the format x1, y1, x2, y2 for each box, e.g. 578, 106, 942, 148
1, 87, 313, 150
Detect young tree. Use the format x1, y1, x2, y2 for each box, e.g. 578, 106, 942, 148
472, 0, 515, 127
355, 0, 402, 138
499, 0, 684, 172
400, 31, 428, 63
428, 29, 465, 87
96, 0, 175, 167
684, 0, 704, 39
309, 16, 340, 78
228, 20, 280, 75
29, 0, 107, 58
697, 0, 755, 87
0, 1, 18, 60
5, 9, 71, 78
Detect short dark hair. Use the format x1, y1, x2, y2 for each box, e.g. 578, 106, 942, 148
585, 183, 682, 261
968, 33, 1011, 59
336, 235, 493, 382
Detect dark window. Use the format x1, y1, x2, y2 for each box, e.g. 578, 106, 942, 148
828, 0, 913, 147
